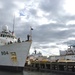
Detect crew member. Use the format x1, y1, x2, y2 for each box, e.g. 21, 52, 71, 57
18, 38, 21, 43
27, 34, 30, 41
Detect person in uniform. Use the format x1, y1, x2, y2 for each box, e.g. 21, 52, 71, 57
18, 38, 21, 43
27, 34, 30, 41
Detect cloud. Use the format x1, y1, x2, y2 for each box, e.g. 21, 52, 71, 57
39, 0, 63, 12
0, 0, 75, 56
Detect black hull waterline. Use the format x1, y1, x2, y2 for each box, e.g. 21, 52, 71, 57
0, 65, 24, 72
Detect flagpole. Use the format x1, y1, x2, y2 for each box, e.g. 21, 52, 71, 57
30, 26, 33, 40
13, 15, 15, 33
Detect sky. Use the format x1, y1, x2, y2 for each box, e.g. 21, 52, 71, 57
0, 0, 75, 56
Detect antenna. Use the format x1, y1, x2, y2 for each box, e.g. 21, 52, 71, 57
13, 15, 15, 33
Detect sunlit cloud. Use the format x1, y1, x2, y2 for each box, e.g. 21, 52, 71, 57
0, 1, 3, 9
13, 1, 25, 9
0, 0, 75, 56
63, 0, 75, 15
66, 20, 75, 25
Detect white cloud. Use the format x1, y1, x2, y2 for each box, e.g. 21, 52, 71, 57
63, 0, 75, 15
13, 1, 25, 9
57, 44, 68, 50
0, 1, 3, 9
68, 37, 75, 40
66, 20, 75, 25
0, 0, 75, 56
54, 28, 69, 31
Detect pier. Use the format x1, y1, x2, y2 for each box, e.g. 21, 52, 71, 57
24, 61, 75, 75
24, 46, 75, 75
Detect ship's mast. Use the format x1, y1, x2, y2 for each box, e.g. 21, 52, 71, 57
13, 15, 15, 33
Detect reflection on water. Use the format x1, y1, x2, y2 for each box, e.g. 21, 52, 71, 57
0, 71, 23, 75
23, 71, 60, 75
0, 70, 63, 75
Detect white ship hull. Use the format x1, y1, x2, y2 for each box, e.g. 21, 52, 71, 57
0, 41, 32, 68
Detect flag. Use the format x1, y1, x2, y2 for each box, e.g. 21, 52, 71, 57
31, 28, 33, 30
12, 31, 14, 35
19, 9, 25, 16
20, 13, 25, 16
20, 12, 25, 16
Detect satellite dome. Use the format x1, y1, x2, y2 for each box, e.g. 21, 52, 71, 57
2, 25, 8, 31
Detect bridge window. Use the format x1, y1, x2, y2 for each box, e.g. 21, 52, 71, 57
0, 34, 14, 39
0, 34, 4, 37
3, 35, 4, 37
0, 34, 6, 37
7, 35, 9, 37
1, 34, 2, 37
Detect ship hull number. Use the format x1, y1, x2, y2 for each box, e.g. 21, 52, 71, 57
1, 51, 9, 55
1, 51, 16, 55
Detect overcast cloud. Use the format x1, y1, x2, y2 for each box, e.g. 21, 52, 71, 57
0, 0, 75, 56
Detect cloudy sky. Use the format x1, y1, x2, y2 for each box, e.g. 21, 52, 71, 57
0, 0, 75, 56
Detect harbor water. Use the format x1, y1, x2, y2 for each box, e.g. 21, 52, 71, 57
0, 70, 63, 75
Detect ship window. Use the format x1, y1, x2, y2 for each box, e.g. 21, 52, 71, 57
1, 34, 2, 37
12, 36, 14, 39
4, 35, 6, 37
11, 35, 13, 38
7, 35, 10, 37
3, 35, 4, 37
7, 35, 9, 37
9, 36, 12, 38
8, 36, 10, 37
8, 35, 10, 37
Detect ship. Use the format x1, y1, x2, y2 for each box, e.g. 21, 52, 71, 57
0, 25, 32, 71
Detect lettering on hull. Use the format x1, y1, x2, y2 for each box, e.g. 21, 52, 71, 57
1, 51, 17, 63
1, 51, 9, 55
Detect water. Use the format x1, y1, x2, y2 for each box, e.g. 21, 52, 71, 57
0, 70, 63, 75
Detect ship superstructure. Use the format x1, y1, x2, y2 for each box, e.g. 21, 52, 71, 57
48, 45, 75, 62
60, 45, 75, 55
0, 25, 32, 71
0, 25, 17, 45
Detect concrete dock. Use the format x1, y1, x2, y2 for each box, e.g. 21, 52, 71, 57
24, 61, 75, 75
